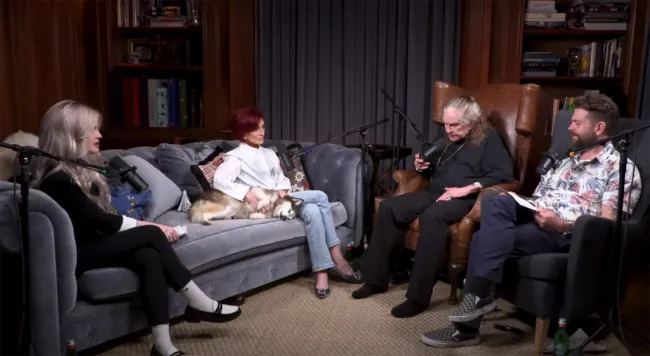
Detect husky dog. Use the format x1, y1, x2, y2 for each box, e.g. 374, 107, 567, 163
189, 187, 303, 225
0, 130, 39, 181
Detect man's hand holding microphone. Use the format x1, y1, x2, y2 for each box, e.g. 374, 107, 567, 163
414, 153, 430, 172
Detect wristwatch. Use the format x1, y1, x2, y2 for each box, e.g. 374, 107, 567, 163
472, 182, 483, 190
563, 219, 574, 237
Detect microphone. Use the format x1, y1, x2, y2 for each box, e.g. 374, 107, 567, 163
536, 151, 563, 176
107, 156, 149, 193
421, 145, 440, 162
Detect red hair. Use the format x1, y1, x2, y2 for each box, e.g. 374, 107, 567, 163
231, 107, 264, 141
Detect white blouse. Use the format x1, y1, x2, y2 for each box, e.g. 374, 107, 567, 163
213, 142, 292, 200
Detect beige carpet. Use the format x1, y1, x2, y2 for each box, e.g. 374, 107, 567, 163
99, 276, 629, 356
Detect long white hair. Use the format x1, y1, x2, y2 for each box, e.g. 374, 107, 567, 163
32, 100, 112, 211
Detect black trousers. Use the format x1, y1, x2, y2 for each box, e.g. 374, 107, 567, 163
465, 194, 570, 295
76, 225, 192, 326
363, 191, 476, 305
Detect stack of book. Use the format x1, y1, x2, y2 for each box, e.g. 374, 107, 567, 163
570, 0, 629, 30
522, 52, 561, 77
525, 0, 566, 28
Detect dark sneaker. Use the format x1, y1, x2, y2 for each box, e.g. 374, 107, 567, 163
448, 293, 496, 323
420, 324, 481, 348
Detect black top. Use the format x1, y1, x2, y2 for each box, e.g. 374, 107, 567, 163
423, 129, 514, 194
39, 171, 124, 246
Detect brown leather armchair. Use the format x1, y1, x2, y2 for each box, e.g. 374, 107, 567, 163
374, 80, 551, 304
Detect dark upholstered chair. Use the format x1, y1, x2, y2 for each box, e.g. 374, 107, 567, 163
374, 80, 553, 303
484, 110, 650, 354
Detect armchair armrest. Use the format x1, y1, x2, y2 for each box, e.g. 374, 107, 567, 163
374, 169, 429, 212
301, 143, 364, 245
561, 215, 646, 319
450, 182, 520, 262
0, 183, 78, 355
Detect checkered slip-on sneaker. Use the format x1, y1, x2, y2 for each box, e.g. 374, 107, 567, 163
420, 324, 481, 348
448, 293, 497, 323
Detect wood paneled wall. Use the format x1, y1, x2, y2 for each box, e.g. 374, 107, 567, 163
0, 0, 256, 140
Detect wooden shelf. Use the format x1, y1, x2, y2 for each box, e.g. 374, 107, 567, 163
520, 76, 622, 83
115, 26, 202, 37
523, 28, 627, 39
113, 63, 203, 72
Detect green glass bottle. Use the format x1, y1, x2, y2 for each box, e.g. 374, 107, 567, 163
553, 318, 570, 356
65, 339, 78, 356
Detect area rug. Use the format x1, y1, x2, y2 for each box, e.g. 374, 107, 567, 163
98, 275, 629, 355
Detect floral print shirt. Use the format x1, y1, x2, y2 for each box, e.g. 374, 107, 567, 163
532, 141, 643, 224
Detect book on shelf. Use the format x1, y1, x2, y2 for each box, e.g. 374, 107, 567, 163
116, 0, 200, 28
118, 76, 203, 129
525, 0, 566, 28
522, 52, 561, 77
569, 0, 629, 30
574, 39, 622, 77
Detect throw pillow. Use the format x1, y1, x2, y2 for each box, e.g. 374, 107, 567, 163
190, 147, 226, 191
279, 143, 311, 192
156, 142, 216, 200
119, 155, 183, 221
109, 184, 152, 220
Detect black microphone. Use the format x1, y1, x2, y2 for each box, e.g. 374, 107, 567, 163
421, 145, 440, 161
280, 152, 295, 171
108, 156, 149, 193
536, 151, 563, 176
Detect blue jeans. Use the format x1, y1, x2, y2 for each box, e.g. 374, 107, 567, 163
289, 190, 341, 272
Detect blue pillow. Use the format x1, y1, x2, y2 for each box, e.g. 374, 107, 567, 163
109, 184, 152, 220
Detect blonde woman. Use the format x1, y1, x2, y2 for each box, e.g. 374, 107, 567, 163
352, 96, 513, 318
33, 100, 241, 356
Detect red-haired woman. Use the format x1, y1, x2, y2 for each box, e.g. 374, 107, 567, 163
213, 107, 363, 298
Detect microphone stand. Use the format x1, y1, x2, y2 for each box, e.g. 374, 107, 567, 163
380, 89, 428, 179
0, 142, 124, 355
567, 121, 650, 356
288, 119, 389, 247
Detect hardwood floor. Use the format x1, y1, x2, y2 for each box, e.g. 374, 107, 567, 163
621, 272, 650, 355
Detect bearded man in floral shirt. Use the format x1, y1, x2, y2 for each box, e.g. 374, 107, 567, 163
421, 93, 643, 348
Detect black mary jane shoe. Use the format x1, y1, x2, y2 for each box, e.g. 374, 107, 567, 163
151, 346, 187, 356
184, 303, 242, 324
315, 287, 330, 299
329, 267, 364, 284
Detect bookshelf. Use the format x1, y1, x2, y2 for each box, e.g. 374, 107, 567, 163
520, 0, 631, 112
459, 0, 648, 118
103, 0, 234, 149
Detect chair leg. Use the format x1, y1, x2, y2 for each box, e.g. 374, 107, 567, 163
447, 263, 465, 305
534, 318, 550, 355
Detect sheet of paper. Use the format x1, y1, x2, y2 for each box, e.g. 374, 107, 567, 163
507, 192, 537, 211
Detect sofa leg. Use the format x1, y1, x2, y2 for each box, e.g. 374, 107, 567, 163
447, 263, 464, 305
534, 318, 550, 355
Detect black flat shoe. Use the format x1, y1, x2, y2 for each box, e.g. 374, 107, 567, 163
151, 346, 187, 356
315, 287, 330, 299
184, 304, 242, 323
329, 267, 364, 284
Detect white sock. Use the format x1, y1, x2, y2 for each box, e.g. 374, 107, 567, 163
152, 324, 179, 356
179, 280, 239, 314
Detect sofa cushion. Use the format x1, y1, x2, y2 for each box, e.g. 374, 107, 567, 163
156, 143, 217, 200
516, 253, 568, 282
121, 155, 182, 220
76, 201, 348, 301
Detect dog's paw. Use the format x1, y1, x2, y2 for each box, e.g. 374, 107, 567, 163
201, 220, 212, 225
249, 213, 266, 219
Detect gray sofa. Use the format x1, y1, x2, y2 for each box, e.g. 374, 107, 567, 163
0, 139, 364, 354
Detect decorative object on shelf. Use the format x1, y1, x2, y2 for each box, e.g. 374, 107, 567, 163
127, 39, 153, 64
150, 36, 191, 66
567, 47, 581, 76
